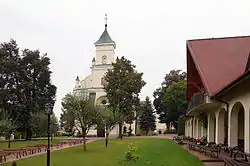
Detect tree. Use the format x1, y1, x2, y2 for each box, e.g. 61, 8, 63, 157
0, 40, 57, 140
30, 112, 47, 138
51, 114, 59, 137
99, 108, 119, 147
30, 112, 59, 139
153, 70, 187, 130
0, 109, 18, 148
60, 108, 75, 135
164, 80, 187, 129
104, 56, 146, 139
61, 94, 98, 151
139, 97, 156, 134
133, 97, 142, 135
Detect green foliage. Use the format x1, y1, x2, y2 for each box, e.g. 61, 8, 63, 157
124, 144, 139, 161
153, 70, 187, 129
98, 107, 119, 147
61, 93, 99, 150
61, 94, 98, 136
60, 107, 75, 134
30, 112, 59, 137
139, 97, 156, 133
0, 39, 57, 139
104, 56, 146, 137
12, 161, 17, 166
177, 117, 185, 136
0, 110, 18, 139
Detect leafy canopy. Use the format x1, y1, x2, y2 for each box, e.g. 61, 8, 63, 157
139, 96, 156, 133
104, 56, 146, 136
0, 39, 57, 139
153, 70, 187, 128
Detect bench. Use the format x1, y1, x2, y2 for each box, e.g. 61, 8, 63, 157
188, 142, 221, 158
224, 148, 250, 166
0, 151, 10, 163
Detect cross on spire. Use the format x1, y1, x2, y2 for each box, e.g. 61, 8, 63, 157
105, 14, 108, 28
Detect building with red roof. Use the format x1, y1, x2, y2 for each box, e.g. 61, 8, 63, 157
185, 36, 250, 153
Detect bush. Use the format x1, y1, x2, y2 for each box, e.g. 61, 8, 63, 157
61, 133, 72, 137
164, 130, 177, 134
152, 132, 157, 136
122, 133, 129, 137
123, 133, 135, 137
177, 117, 185, 136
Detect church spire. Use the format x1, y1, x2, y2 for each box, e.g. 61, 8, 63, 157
94, 14, 116, 48
105, 14, 108, 28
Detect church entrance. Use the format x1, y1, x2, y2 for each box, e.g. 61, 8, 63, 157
97, 124, 105, 137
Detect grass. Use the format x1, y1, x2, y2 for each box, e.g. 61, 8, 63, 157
3, 138, 203, 166
0, 139, 64, 149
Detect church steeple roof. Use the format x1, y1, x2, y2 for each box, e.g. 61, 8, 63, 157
94, 14, 116, 48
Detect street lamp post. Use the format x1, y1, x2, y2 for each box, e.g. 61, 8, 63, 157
45, 103, 53, 166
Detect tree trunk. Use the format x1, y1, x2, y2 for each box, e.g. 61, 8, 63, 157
105, 133, 109, 147
135, 118, 138, 135
166, 122, 170, 132
119, 123, 123, 140
83, 135, 87, 151
8, 137, 11, 148
25, 128, 32, 140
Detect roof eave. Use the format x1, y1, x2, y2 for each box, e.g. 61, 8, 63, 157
94, 42, 116, 48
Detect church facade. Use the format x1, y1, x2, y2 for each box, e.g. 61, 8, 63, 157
73, 15, 121, 137
73, 15, 166, 137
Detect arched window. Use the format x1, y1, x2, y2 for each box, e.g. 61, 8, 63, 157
102, 55, 107, 64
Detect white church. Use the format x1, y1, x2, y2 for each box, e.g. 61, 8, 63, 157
73, 15, 165, 137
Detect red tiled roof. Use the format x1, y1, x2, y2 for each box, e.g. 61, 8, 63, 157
187, 36, 250, 96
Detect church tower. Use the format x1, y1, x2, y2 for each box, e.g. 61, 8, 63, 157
92, 14, 116, 66
73, 14, 116, 106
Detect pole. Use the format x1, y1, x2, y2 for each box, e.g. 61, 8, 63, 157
47, 111, 51, 166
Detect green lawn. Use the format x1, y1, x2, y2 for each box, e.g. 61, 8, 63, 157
3, 138, 203, 166
0, 139, 64, 149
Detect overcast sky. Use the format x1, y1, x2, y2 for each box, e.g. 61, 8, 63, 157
1, 0, 250, 117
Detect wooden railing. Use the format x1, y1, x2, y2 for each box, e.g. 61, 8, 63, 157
187, 91, 205, 113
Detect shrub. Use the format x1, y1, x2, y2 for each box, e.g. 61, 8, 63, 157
164, 130, 177, 134
177, 117, 185, 136
12, 161, 17, 166
152, 132, 157, 136
124, 144, 139, 161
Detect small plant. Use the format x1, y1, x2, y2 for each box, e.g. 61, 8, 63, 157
12, 161, 17, 166
124, 144, 139, 161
